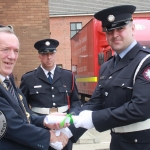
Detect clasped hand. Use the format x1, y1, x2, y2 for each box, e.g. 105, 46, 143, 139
50, 130, 68, 150
44, 112, 70, 150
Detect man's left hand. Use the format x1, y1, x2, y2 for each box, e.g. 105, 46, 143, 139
74, 110, 94, 129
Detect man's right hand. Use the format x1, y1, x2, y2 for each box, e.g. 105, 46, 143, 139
50, 130, 68, 149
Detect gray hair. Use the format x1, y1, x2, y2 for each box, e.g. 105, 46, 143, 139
0, 25, 14, 34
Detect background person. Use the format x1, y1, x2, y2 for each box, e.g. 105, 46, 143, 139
0, 26, 68, 150
20, 38, 82, 150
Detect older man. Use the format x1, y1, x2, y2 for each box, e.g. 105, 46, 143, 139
0, 26, 68, 150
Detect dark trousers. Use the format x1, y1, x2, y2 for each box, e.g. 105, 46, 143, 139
110, 130, 150, 150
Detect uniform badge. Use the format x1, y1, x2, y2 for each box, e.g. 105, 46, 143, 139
63, 85, 66, 87
108, 15, 115, 22
45, 41, 50, 46
143, 67, 150, 81
0, 111, 7, 139
100, 76, 105, 79
18, 94, 23, 100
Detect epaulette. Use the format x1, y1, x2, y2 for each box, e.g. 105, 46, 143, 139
23, 68, 37, 75
62, 68, 72, 72
141, 45, 150, 53
107, 56, 114, 61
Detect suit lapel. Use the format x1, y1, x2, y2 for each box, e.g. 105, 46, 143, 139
36, 66, 50, 84
107, 43, 142, 75
0, 82, 27, 119
52, 66, 62, 84
10, 78, 27, 118
36, 66, 62, 85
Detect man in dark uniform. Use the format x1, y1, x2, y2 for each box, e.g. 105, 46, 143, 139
67, 5, 150, 150
20, 38, 81, 150
0, 26, 68, 150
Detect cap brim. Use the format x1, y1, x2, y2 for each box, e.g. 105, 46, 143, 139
103, 20, 131, 32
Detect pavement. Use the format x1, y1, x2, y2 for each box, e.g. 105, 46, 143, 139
72, 129, 111, 150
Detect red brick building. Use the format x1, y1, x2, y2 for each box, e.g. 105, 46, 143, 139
49, 15, 92, 69
0, 0, 50, 85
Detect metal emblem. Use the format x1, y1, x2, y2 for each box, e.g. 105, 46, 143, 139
143, 67, 150, 81
45, 41, 50, 46
0, 111, 7, 139
19, 94, 23, 100
108, 15, 115, 22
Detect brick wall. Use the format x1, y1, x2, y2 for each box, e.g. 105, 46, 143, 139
0, 0, 50, 86
49, 15, 92, 70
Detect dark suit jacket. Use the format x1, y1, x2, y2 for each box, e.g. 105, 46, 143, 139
70, 43, 150, 150
0, 78, 50, 150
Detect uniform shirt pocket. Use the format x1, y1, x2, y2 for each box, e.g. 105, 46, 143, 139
29, 88, 46, 95
58, 87, 71, 102
112, 78, 133, 106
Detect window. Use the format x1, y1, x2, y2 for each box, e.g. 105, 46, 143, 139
70, 22, 82, 38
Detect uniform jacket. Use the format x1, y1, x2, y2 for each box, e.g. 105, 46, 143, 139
20, 66, 81, 115
0, 78, 50, 150
20, 66, 81, 150
70, 43, 150, 150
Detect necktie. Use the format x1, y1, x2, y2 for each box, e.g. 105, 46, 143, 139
114, 55, 121, 67
48, 72, 53, 84
4, 78, 18, 100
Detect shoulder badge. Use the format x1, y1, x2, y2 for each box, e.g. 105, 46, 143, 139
24, 69, 36, 75
143, 67, 150, 81
0, 111, 7, 139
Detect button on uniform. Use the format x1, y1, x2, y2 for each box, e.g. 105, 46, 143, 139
122, 83, 125, 87
134, 139, 138, 143
105, 92, 108, 96
53, 103, 56, 106
36, 91, 39, 94
52, 95, 55, 98
109, 76, 112, 79
51, 87, 54, 90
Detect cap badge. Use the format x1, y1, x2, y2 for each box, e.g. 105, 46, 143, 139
108, 15, 115, 22
45, 41, 50, 46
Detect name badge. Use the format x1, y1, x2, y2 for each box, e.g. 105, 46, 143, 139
34, 85, 42, 88
100, 76, 105, 79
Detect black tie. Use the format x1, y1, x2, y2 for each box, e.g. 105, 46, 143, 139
4, 78, 18, 100
48, 72, 52, 84
114, 55, 121, 67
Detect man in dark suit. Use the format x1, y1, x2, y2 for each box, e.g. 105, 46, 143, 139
67, 5, 150, 150
20, 38, 81, 150
0, 26, 68, 150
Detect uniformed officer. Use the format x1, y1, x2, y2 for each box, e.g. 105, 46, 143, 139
67, 5, 150, 150
20, 38, 81, 150
0, 26, 68, 150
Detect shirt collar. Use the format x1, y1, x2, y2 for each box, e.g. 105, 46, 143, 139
0, 74, 10, 83
40, 65, 56, 77
116, 40, 137, 59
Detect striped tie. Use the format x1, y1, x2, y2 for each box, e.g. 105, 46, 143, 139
4, 78, 18, 100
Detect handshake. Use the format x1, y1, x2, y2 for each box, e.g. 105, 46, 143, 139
44, 110, 94, 150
